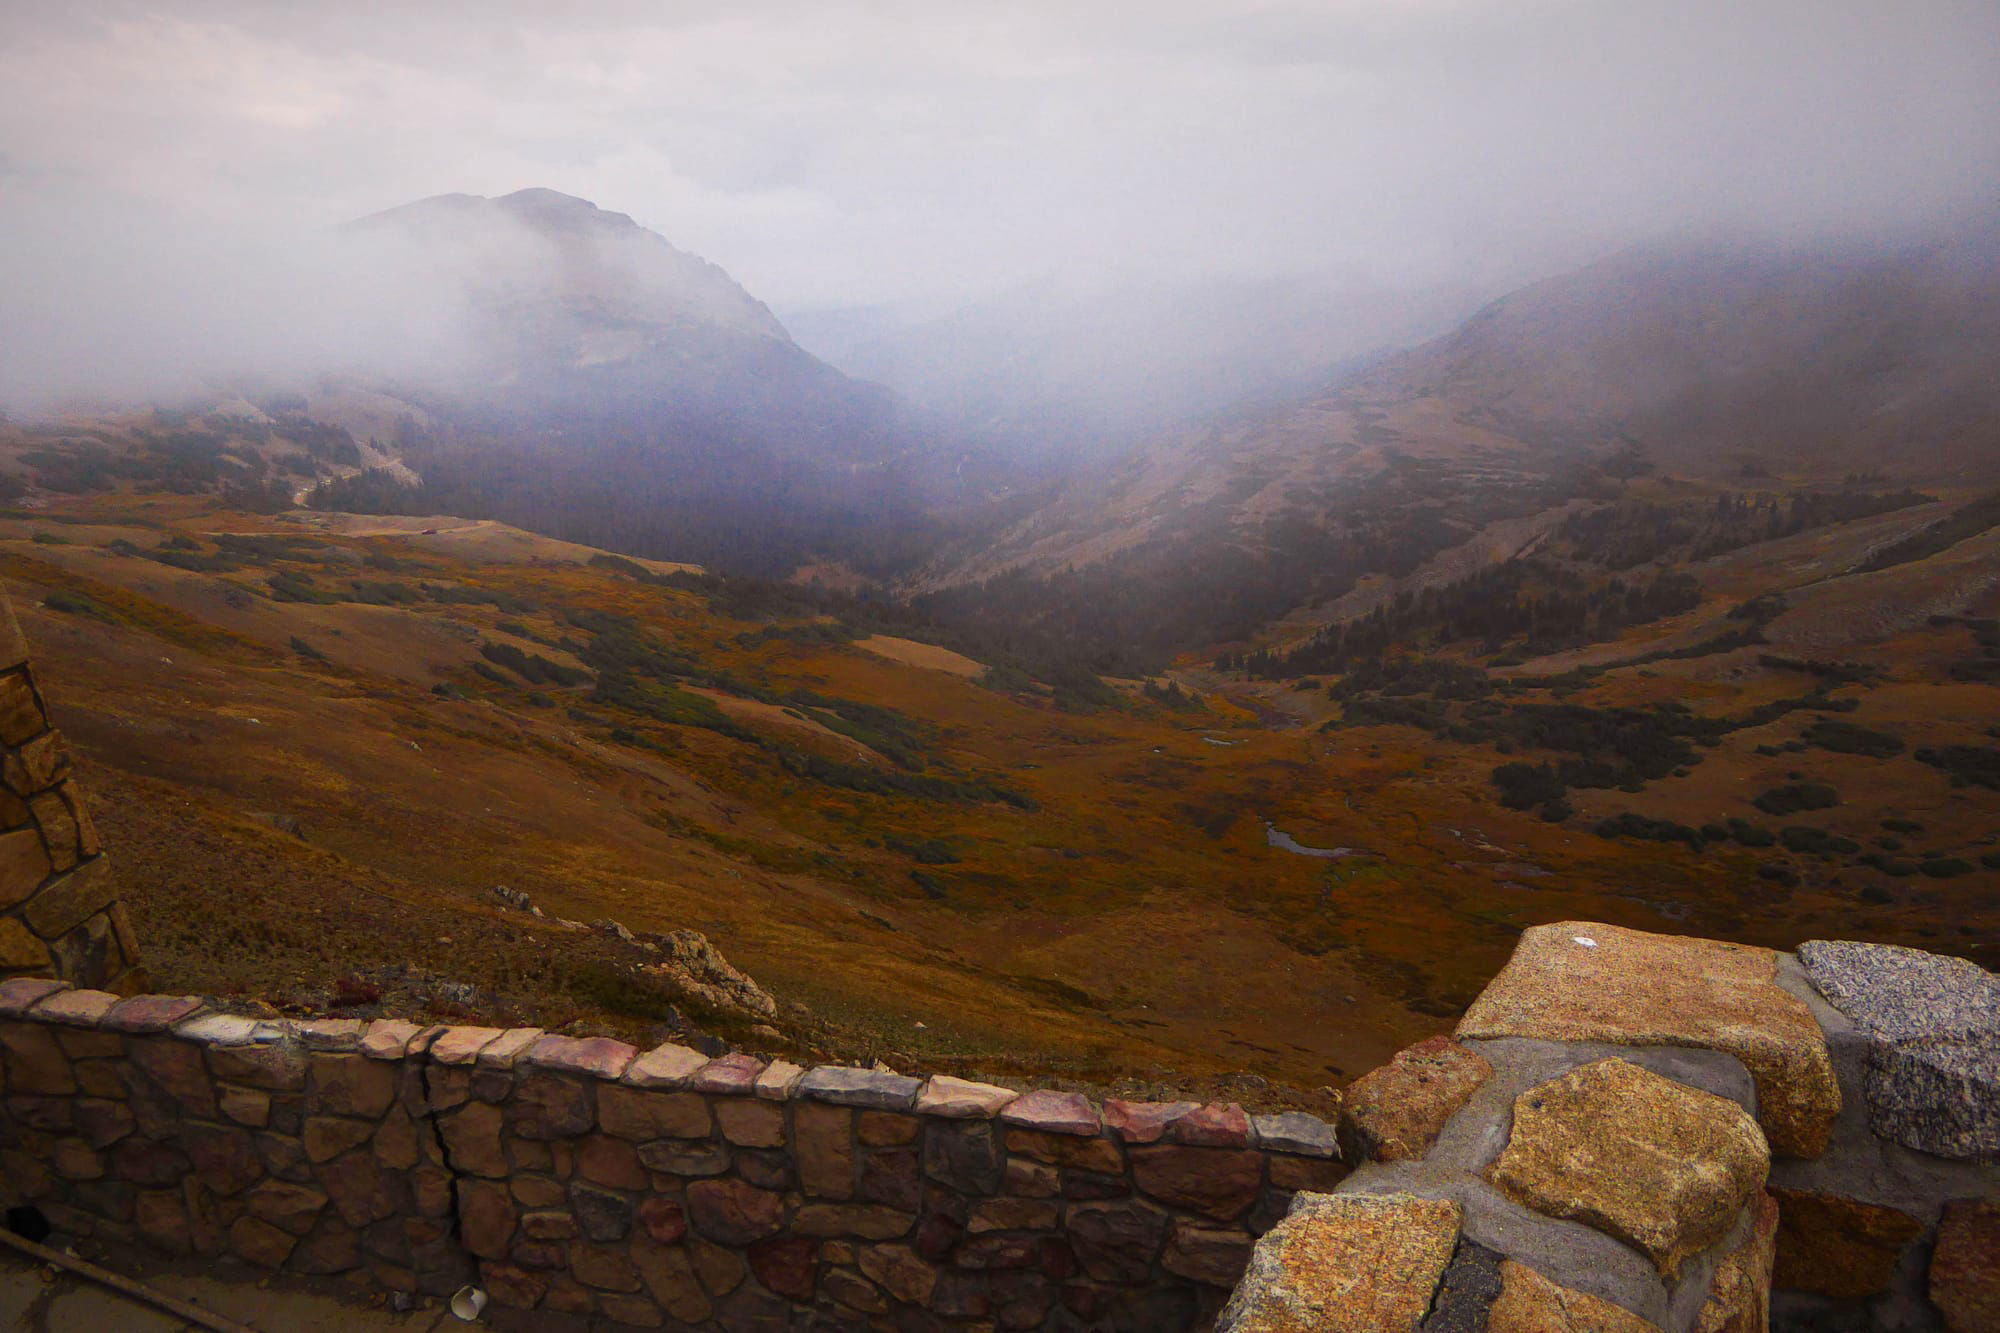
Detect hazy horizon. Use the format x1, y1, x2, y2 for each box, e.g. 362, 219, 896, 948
4, 0, 1999, 413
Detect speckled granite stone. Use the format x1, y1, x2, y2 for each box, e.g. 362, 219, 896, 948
1215, 1193, 1460, 1332
1798, 940, 2000, 1042
1799, 939, 2000, 1161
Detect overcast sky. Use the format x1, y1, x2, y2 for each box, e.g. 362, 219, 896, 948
5, 0, 1998, 315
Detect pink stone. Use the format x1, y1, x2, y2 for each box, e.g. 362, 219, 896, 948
691, 1052, 765, 1095
754, 1060, 805, 1100
523, 1034, 637, 1080
0, 977, 69, 1018
916, 1076, 1018, 1119
623, 1042, 709, 1089
359, 1020, 423, 1060
999, 1089, 1102, 1137
34, 988, 121, 1027
430, 1027, 504, 1066
475, 1028, 544, 1069
1103, 1100, 1198, 1144
294, 1019, 366, 1050
99, 994, 203, 1034
1171, 1104, 1252, 1148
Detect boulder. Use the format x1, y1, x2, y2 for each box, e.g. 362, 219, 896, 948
1215, 1192, 1460, 1333
1487, 1259, 1662, 1332
1486, 1059, 1768, 1278
1799, 939, 2000, 1161
1929, 1200, 2000, 1333
1458, 921, 1839, 1157
1337, 1036, 1491, 1163
1770, 1188, 1922, 1300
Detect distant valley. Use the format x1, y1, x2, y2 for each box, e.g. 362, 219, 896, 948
2, 194, 1996, 1105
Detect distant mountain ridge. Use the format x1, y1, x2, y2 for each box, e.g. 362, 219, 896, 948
909, 217, 2000, 665
317, 188, 1013, 577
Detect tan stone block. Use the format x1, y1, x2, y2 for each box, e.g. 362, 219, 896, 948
598, 1084, 711, 1140
1697, 1192, 1778, 1333
0, 916, 50, 972
372, 1113, 421, 1170
716, 1097, 786, 1148
1219, 1192, 1460, 1332
1930, 1200, 2000, 1333
440, 1101, 508, 1177
797, 1100, 855, 1199
229, 1215, 297, 1268
792, 1203, 918, 1239
1489, 1259, 1662, 1331
134, 1188, 189, 1256
244, 1181, 329, 1237
103, 900, 136, 970
5, 731, 70, 796
915, 1074, 1016, 1118
1771, 1188, 1923, 1300
1457, 921, 1839, 1157
461, 1178, 517, 1259
53, 1137, 103, 1180
632, 1235, 713, 1323
1487, 1059, 1768, 1279
310, 1052, 397, 1118
0, 1019, 73, 1093
1338, 1036, 1493, 1164
577, 1134, 648, 1190
22, 857, 114, 939
574, 1241, 643, 1292
0, 593, 29, 673
358, 1020, 421, 1060
1162, 1222, 1255, 1287
689, 1236, 745, 1296
0, 828, 51, 909
1129, 1143, 1264, 1223
302, 1116, 375, 1163
219, 1085, 272, 1128
1007, 1127, 1124, 1174
60, 784, 98, 858
599, 1293, 665, 1327
857, 1243, 937, 1305
429, 1025, 503, 1065
858, 1111, 921, 1146
969, 1197, 1059, 1232
72, 1058, 125, 1099
511, 1174, 565, 1208
0, 672, 44, 748
28, 793, 77, 872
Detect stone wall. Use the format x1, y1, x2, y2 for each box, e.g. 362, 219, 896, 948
1218, 922, 1999, 1333
0, 977, 1348, 1330
0, 583, 136, 991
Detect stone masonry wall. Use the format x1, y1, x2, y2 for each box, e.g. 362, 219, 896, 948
0, 976, 1348, 1331
1218, 922, 1999, 1333
0, 583, 136, 991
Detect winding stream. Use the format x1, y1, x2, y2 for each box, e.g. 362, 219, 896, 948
1263, 821, 1360, 859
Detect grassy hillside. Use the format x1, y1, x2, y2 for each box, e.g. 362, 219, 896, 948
4, 471, 1993, 1108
